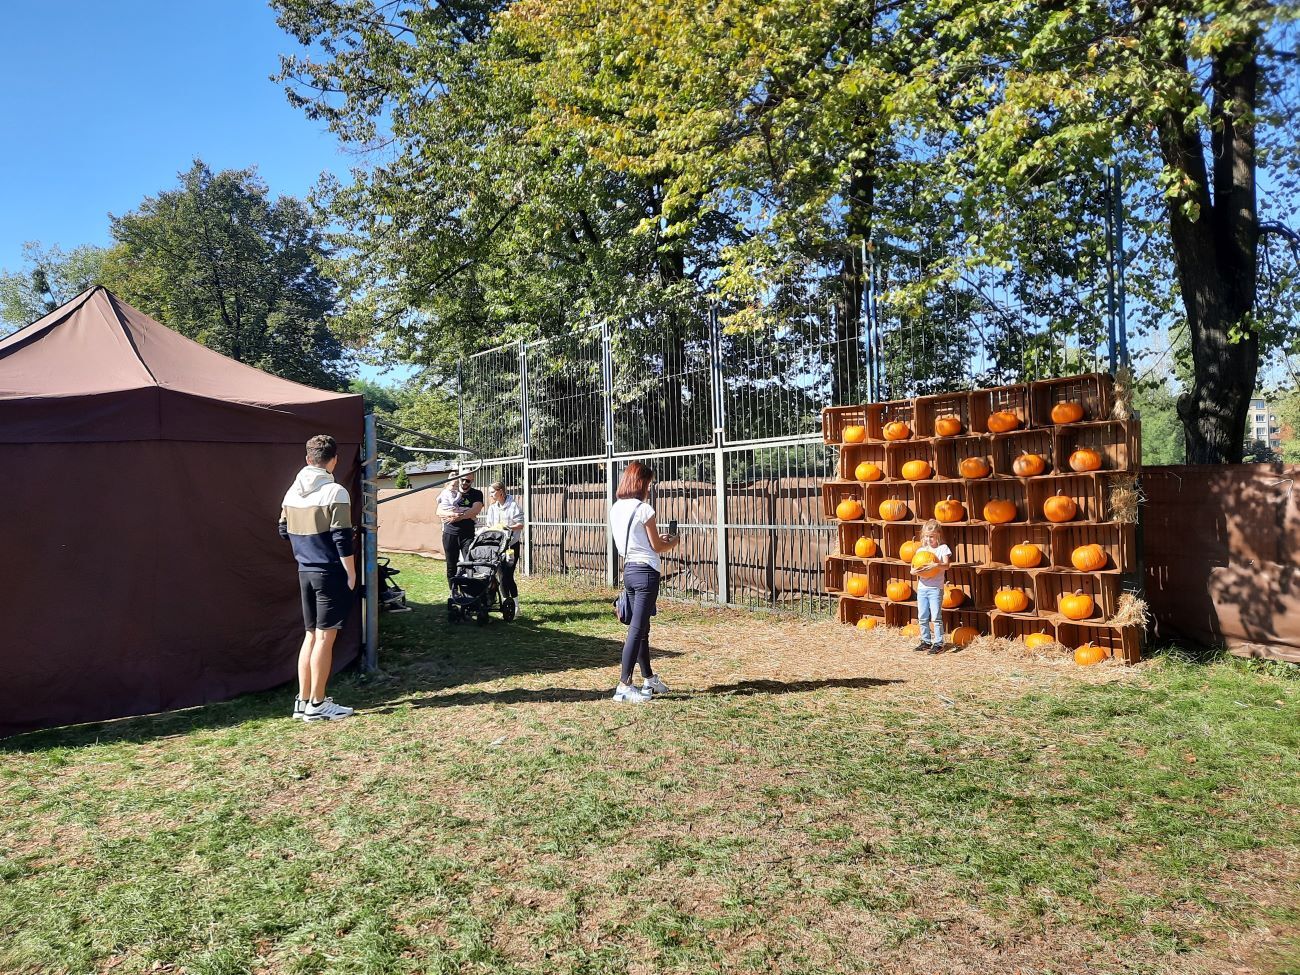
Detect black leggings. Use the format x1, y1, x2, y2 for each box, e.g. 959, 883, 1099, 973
620, 563, 661, 683
499, 542, 521, 599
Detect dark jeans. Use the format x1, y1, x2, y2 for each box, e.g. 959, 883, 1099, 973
443, 527, 472, 585
620, 563, 661, 683
499, 542, 521, 599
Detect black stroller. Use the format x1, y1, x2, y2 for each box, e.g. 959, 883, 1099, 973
447, 528, 517, 624
376, 556, 410, 613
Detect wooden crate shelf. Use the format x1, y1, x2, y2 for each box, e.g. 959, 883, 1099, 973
1056, 420, 1139, 474
1055, 620, 1142, 665
1029, 373, 1114, 428
988, 524, 1053, 569
933, 435, 995, 480
938, 565, 978, 610
822, 405, 868, 445
1035, 570, 1122, 621
989, 429, 1056, 478
968, 480, 1030, 525
823, 555, 871, 596
976, 567, 1039, 616
884, 523, 923, 562
838, 442, 888, 481
943, 608, 992, 638
914, 481, 972, 525
839, 595, 888, 628
991, 614, 1060, 645
885, 440, 937, 481
1050, 522, 1136, 574
836, 522, 886, 559
885, 602, 920, 630
865, 483, 916, 523
1027, 474, 1104, 525
865, 399, 917, 442
823, 480, 867, 521
971, 384, 1031, 434
868, 561, 917, 602
942, 524, 992, 566
915, 391, 974, 440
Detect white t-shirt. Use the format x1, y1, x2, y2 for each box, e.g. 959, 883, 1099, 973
485, 497, 524, 544
610, 498, 659, 571
915, 543, 952, 589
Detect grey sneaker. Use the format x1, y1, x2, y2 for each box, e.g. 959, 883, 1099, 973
612, 683, 652, 704
292, 697, 306, 721
642, 675, 670, 697
304, 698, 354, 721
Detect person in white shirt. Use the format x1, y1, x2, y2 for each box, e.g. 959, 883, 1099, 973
608, 461, 680, 703
910, 519, 953, 654
485, 481, 524, 608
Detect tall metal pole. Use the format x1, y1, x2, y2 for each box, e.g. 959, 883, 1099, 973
519, 339, 532, 577
709, 305, 729, 605
1113, 158, 1129, 367
866, 239, 879, 402
1104, 161, 1119, 374
361, 413, 379, 671
601, 319, 617, 588
455, 359, 466, 458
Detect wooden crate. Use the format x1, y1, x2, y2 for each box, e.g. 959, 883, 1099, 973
838, 442, 888, 481
1027, 474, 1104, 524
976, 567, 1039, 615
915, 481, 972, 526
943, 608, 992, 639
884, 523, 923, 562
988, 524, 1054, 569
1055, 620, 1142, 665
1035, 570, 1122, 621
886, 440, 937, 481
968, 479, 1029, 525
823, 480, 868, 521
991, 614, 1060, 645
937, 565, 978, 610
933, 434, 994, 480
1056, 420, 1139, 473
942, 524, 992, 566
868, 561, 916, 601
865, 399, 917, 442
1050, 522, 1136, 574
1029, 373, 1114, 428
822, 405, 868, 445
915, 390, 974, 440
865, 483, 915, 523
885, 602, 920, 630
837, 522, 886, 559
989, 428, 1056, 478
823, 555, 871, 595
839, 595, 888, 628
970, 384, 1031, 434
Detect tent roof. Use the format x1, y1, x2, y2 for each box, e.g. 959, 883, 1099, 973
0, 288, 363, 445
0, 287, 354, 407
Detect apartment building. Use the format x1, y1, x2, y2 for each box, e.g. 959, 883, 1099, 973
1249, 397, 1283, 452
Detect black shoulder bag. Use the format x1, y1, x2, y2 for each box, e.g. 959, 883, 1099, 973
612, 502, 640, 624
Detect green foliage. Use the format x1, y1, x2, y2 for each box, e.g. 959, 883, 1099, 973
104, 160, 351, 389
1278, 390, 1300, 464
0, 242, 110, 332
394, 466, 412, 488
1134, 379, 1185, 466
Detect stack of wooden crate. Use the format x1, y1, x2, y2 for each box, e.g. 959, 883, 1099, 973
822, 373, 1143, 663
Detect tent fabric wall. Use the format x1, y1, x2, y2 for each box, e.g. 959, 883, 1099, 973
0, 289, 364, 737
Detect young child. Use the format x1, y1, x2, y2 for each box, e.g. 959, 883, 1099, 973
909, 519, 952, 654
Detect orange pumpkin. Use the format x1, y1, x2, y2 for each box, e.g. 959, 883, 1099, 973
901, 622, 921, 637
1074, 642, 1109, 666
1069, 447, 1103, 472
1012, 453, 1047, 477
855, 461, 884, 482
842, 424, 866, 444
951, 625, 979, 646
853, 536, 878, 559
1024, 631, 1055, 650
983, 498, 1018, 524
856, 616, 878, 631
1051, 401, 1085, 424
901, 459, 933, 481
836, 498, 865, 521
934, 496, 966, 523
1071, 543, 1108, 572
986, 410, 1022, 433
882, 420, 912, 441
911, 550, 938, 572
898, 538, 920, 562
935, 415, 963, 437
994, 587, 1030, 613
1009, 540, 1043, 568
1059, 589, 1095, 621
959, 456, 992, 479
845, 576, 869, 598
886, 579, 914, 602
941, 585, 966, 609
1043, 494, 1078, 523
879, 498, 909, 522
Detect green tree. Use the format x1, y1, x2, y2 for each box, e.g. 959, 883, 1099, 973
0, 242, 109, 331
1134, 378, 1186, 466
105, 160, 351, 389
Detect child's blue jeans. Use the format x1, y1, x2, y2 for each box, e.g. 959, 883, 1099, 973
917, 585, 944, 645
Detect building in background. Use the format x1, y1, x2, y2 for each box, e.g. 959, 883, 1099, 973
1249, 396, 1283, 453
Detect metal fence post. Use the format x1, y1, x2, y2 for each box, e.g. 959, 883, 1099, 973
601, 318, 617, 587
519, 339, 532, 576
361, 412, 379, 671
709, 306, 729, 604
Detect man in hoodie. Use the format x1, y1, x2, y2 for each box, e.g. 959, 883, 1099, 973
279, 434, 357, 721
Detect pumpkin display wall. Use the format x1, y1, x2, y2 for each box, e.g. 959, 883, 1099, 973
824, 373, 1142, 663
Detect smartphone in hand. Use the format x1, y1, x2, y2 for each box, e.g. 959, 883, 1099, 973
667, 519, 679, 538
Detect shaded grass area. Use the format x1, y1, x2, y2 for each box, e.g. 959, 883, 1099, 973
1, 554, 1297, 974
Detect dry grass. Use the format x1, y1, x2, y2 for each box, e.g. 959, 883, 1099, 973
1109, 473, 1142, 523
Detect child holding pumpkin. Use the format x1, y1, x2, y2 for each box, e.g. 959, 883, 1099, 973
910, 519, 952, 654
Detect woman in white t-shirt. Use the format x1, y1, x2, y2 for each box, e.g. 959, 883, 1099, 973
608, 461, 680, 703
910, 519, 953, 655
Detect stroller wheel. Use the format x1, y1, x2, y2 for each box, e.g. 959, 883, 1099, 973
448, 604, 462, 624
501, 598, 516, 623
474, 607, 490, 626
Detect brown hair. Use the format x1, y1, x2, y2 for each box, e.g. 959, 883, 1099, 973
616, 461, 655, 500
305, 434, 337, 465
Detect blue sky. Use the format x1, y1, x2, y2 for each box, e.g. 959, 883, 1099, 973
0, 0, 347, 275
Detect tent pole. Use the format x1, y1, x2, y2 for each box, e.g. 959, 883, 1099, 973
362, 412, 379, 671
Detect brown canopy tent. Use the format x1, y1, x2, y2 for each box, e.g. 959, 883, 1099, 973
0, 288, 365, 737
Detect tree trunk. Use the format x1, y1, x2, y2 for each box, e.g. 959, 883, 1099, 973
1161, 33, 1260, 464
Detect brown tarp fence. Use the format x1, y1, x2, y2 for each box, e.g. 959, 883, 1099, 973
1142, 464, 1300, 663
0, 289, 364, 737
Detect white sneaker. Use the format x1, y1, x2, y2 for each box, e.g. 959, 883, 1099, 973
304, 697, 354, 721
612, 683, 652, 704
292, 697, 306, 721
642, 675, 670, 697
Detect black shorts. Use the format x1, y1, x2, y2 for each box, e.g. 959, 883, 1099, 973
299, 569, 352, 631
